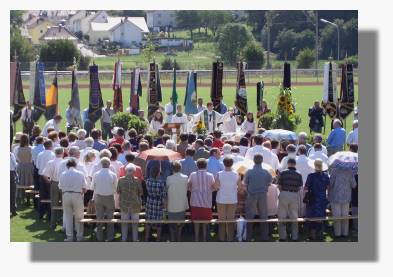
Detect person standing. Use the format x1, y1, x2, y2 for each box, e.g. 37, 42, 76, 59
15, 134, 34, 203
43, 147, 64, 228
277, 158, 303, 241
328, 166, 357, 238
10, 152, 18, 217
101, 100, 114, 141
327, 119, 346, 156
243, 154, 272, 241
21, 101, 35, 136
241, 112, 256, 135
166, 161, 189, 242
193, 139, 210, 161
197, 98, 206, 113
346, 120, 359, 146
58, 158, 86, 242
245, 135, 280, 172
308, 101, 325, 133
41, 115, 62, 137
304, 159, 330, 240
117, 163, 143, 242
92, 157, 118, 242
180, 148, 198, 176
215, 157, 241, 241
188, 158, 216, 242
65, 101, 82, 133
144, 166, 167, 241
193, 102, 229, 134
149, 110, 164, 135
171, 105, 189, 134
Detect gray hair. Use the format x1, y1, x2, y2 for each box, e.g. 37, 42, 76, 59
125, 163, 136, 175
54, 147, 64, 156
68, 146, 80, 157
77, 129, 87, 139
100, 157, 111, 168
99, 149, 112, 159
165, 139, 176, 151
84, 137, 94, 147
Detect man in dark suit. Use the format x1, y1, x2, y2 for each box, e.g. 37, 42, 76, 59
308, 101, 325, 133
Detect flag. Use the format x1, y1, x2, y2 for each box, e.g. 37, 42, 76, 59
88, 64, 104, 123
44, 72, 58, 120
171, 67, 178, 111
147, 62, 162, 118
322, 61, 338, 119
184, 71, 198, 114
256, 81, 264, 112
130, 68, 142, 115
283, 62, 291, 89
69, 69, 82, 127
338, 63, 355, 119
29, 62, 36, 103
210, 60, 223, 113
10, 62, 26, 122
112, 60, 123, 112
32, 62, 46, 122
235, 61, 247, 116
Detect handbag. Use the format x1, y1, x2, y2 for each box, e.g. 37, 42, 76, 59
86, 200, 96, 215
303, 189, 313, 204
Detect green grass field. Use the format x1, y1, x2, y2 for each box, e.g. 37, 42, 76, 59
14, 83, 358, 138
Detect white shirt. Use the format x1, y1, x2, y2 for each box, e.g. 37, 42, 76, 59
92, 168, 118, 196
79, 147, 100, 163
165, 102, 174, 114
294, 155, 314, 185
309, 151, 329, 164
193, 110, 228, 133
241, 120, 256, 134
41, 119, 60, 137
83, 162, 96, 190
216, 170, 239, 204
221, 116, 237, 133
245, 145, 280, 171
279, 153, 297, 172
71, 140, 87, 150
308, 145, 328, 156
101, 107, 114, 123
110, 160, 123, 177
239, 146, 249, 157
346, 128, 358, 145
58, 167, 87, 193
91, 161, 116, 177
149, 119, 164, 134
166, 173, 189, 213
10, 152, 17, 171
171, 113, 189, 133
56, 157, 87, 181
42, 157, 63, 182
197, 105, 206, 113
36, 150, 55, 175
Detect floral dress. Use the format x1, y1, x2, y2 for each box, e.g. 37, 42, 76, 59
145, 178, 167, 220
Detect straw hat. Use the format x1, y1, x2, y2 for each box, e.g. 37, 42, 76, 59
14, 132, 23, 142
308, 158, 328, 171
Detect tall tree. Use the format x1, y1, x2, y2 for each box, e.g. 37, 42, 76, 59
175, 11, 202, 39
200, 10, 232, 37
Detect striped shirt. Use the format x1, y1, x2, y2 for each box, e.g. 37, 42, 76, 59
188, 170, 215, 208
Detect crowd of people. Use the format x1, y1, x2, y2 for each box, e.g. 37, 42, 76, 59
10, 99, 359, 242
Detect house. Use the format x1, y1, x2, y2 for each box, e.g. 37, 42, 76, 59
25, 16, 55, 45
66, 10, 97, 34
39, 25, 78, 45
146, 10, 177, 31
87, 11, 149, 48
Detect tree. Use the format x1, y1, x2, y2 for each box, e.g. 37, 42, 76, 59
39, 39, 80, 70
10, 10, 24, 29
243, 41, 265, 69
296, 48, 315, 68
142, 34, 156, 63
200, 11, 232, 37
10, 11, 34, 62
274, 28, 298, 60
217, 23, 255, 65
175, 11, 202, 39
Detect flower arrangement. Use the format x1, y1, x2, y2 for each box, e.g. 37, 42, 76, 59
272, 86, 301, 131
195, 120, 207, 135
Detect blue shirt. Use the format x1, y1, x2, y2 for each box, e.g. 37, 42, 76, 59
327, 127, 346, 148
207, 157, 224, 177
244, 165, 272, 194
93, 139, 107, 152
31, 144, 44, 165
180, 156, 198, 176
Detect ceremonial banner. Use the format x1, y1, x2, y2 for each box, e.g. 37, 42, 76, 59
44, 72, 58, 120
29, 62, 36, 103
171, 67, 178, 111
184, 71, 198, 114
88, 65, 104, 123
32, 62, 46, 122
112, 61, 123, 112
283, 62, 291, 89
322, 61, 338, 118
235, 61, 248, 116
11, 62, 26, 122
256, 81, 264, 112
147, 62, 162, 118
10, 62, 16, 104
70, 69, 81, 120
130, 68, 142, 115
210, 61, 223, 113
338, 63, 355, 119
